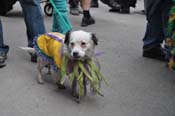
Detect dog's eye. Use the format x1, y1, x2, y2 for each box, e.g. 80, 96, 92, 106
81, 42, 86, 48
81, 42, 86, 45
70, 42, 74, 47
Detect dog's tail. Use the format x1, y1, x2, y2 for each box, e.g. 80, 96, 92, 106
19, 47, 36, 54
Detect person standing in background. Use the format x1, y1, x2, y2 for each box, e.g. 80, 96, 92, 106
0, 0, 46, 67
80, 0, 95, 27
69, 0, 95, 27
142, 0, 172, 61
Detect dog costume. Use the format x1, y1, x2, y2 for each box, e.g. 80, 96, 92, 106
33, 32, 107, 96
33, 32, 64, 71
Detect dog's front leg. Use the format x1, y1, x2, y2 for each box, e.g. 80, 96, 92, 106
83, 76, 87, 96
51, 70, 66, 89
72, 78, 80, 103
72, 78, 77, 97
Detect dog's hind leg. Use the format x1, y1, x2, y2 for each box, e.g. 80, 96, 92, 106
37, 58, 46, 84
46, 64, 51, 75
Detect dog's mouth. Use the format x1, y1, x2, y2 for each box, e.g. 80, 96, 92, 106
72, 56, 81, 60
72, 52, 81, 59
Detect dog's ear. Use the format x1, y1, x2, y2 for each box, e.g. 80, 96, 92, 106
91, 33, 98, 45
64, 30, 71, 45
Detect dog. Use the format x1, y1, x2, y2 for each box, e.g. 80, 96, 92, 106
21, 30, 100, 102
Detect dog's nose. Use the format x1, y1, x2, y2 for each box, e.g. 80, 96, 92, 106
73, 52, 79, 57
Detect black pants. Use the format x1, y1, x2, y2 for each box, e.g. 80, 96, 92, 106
100, 0, 136, 9
69, 0, 79, 8
91, 0, 98, 3
119, 0, 130, 9
119, 0, 137, 9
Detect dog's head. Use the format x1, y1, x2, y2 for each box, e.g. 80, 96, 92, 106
64, 30, 98, 61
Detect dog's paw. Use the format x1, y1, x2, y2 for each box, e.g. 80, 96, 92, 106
71, 92, 81, 103
71, 91, 79, 98
38, 79, 45, 84
57, 83, 66, 89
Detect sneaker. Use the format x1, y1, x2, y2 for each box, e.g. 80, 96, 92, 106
108, 0, 120, 9
109, 8, 120, 12
143, 46, 166, 61
120, 8, 130, 14
81, 17, 95, 27
70, 7, 80, 16
0, 52, 7, 68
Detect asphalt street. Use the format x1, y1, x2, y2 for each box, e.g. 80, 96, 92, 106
0, 0, 175, 116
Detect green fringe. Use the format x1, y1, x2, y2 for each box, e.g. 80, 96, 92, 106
60, 55, 107, 97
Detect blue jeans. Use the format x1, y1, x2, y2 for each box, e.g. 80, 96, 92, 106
0, 0, 46, 54
0, 19, 9, 53
143, 0, 172, 50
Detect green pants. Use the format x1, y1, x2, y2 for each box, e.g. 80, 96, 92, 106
51, 0, 72, 34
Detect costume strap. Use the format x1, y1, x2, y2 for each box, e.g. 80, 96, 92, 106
46, 33, 63, 42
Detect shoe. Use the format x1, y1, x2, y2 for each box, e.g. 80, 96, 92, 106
109, 8, 120, 12
143, 46, 166, 61
0, 52, 7, 68
78, 8, 83, 14
108, 0, 121, 9
91, 2, 99, 8
30, 53, 37, 63
70, 7, 80, 16
121, 8, 130, 14
81, 17, 95, 27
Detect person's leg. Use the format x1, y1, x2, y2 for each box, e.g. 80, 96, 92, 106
108, 0, 121, 12
69, 0, 80, 15
143, 1, 171, 50
52, 0, 72, 34
69, 0, 79, 8
80, 0, 95, 27
142, 19, 166, 61
142, 1, 171, 61
19, 0, 46, 62
143, 14, 164, 50
91, 0, 99, 8
120, 0, 130, 13
19, 0, 46, 48
0, 18, 9, 68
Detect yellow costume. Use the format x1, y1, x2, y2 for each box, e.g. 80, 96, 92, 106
33, 32, 65, 71
33, 32, 107, 97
